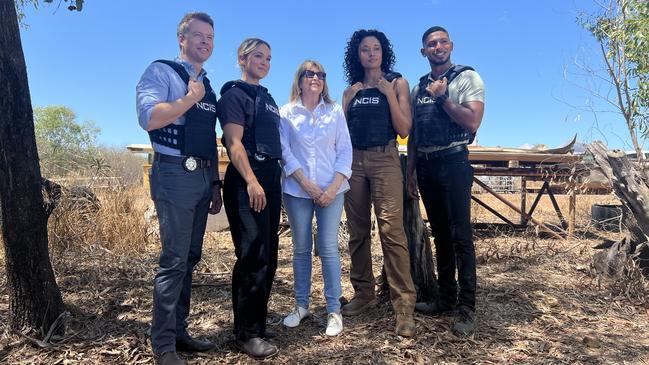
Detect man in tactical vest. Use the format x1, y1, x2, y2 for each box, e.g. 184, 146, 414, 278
407, 26, 485, 336
136, 12, 221, 365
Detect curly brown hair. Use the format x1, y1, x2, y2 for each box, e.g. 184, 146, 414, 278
343, 29, 396, 85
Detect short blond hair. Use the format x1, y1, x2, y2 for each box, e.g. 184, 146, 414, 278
237, 38, 271, 72
177, 12, 213, 36
289, 60, 333, 104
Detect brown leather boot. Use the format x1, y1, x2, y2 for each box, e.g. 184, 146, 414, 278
235, 337, 278, 360
340, 295, 377, 316
395, 314, 416, 337
155, 351, 186, 365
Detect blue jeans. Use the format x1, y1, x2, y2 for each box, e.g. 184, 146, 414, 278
284, 193, 344, 314
149, 158, 214, 355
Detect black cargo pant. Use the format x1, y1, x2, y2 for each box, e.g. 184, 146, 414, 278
223, 158, 281, 341
416, 147, 476, 311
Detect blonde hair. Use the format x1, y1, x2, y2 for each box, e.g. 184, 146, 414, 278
289, 60, 334, 104
237, 38, 271, 72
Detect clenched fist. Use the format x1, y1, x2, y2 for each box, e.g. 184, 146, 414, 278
187, 78, 206, 103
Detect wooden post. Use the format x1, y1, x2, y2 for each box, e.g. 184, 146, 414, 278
473, 177, 565, 239
568, 184, 576, 235
520, 178, 527, 226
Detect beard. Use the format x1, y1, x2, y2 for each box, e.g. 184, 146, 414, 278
429, 55, 450, 66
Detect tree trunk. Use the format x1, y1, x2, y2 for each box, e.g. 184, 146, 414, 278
587, 142, 649, 277
401, 155, 438, 302
0, 1, 65, 334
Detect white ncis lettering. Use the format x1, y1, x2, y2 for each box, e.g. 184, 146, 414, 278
417, 96, 437, 104
265, 103, 280, 116
353, 97, 380, 107
195, 102, 216, 113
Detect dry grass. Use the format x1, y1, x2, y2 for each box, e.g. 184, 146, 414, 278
1, 190, 649, 364
47, 185, 155, 256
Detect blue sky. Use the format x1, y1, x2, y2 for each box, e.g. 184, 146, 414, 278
18, 0, 633, 150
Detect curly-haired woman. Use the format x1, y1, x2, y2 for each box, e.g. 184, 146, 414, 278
340, 29, 417, 337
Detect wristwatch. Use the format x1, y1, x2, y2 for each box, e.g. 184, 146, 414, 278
435, 94, 448, 105
212, 179, 222, 187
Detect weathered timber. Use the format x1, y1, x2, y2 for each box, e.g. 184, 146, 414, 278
587, 142, 649, 277
401, 155, 438, 302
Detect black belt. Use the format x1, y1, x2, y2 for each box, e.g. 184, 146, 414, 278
154, 153, 212, 172
245, 151, 279, 162
354, 140, 397, 152
417, 144, 467, 160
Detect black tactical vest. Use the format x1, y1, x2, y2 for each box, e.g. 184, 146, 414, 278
219, 80, 282, 159
148, 60, 217, 160
413, 65, 475, 148
346, 72, 401, 148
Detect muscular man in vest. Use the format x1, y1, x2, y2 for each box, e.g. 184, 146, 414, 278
136, 12, 221, 365
407, 26, 485, 336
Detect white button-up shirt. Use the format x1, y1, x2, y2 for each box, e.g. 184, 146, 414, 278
280, 98, 353, 199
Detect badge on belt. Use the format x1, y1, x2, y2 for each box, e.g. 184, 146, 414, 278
182, 156, 198, 172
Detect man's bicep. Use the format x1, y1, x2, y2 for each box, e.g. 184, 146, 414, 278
462, 100, 485, 126
136, 64, 171, 129
137, 64, 171, 104
457, 71, 484, 104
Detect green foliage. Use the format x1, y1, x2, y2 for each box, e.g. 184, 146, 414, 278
14, 0, 83, 27
579, 0, 649, 148
14, 0, 38, 25
42, 0, 84, 11
34, 106, 100, 177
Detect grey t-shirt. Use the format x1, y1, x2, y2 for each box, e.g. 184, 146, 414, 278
411, 68, 485, 152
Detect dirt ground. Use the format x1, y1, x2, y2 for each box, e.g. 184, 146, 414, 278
1, 193, 649, 364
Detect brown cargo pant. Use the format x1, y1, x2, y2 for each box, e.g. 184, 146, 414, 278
344, 143, 416, 315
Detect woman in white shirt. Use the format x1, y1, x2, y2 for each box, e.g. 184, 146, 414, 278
279, 60, 353, 336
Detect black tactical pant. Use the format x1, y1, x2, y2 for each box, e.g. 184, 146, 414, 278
223, 158, 281, 341
416, 148, 476, 311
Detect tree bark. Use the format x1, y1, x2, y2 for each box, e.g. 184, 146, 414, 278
401, 155, 438, 302
588, 142, 649, 277
0, 1, 65, 334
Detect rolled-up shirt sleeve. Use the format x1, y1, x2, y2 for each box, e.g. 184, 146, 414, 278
135, 63, 170, 130
332, 105, 352, 179
279, 106, 303, 177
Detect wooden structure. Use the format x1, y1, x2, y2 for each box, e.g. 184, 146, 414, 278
468, 146, 585, 237
127, 138, 597, 237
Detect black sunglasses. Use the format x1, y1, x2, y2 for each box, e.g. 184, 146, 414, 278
303, 70, 326, 80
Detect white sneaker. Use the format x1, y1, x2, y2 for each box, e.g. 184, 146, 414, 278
325, 312, 343, 336
283, 306, 309, 328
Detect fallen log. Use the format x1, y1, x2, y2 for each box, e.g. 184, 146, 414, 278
41, 178, 100, 220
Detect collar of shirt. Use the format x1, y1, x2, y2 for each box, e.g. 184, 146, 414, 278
175, 56, 207, 81
292, 97, 327, 115
428, 63, 455, 82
